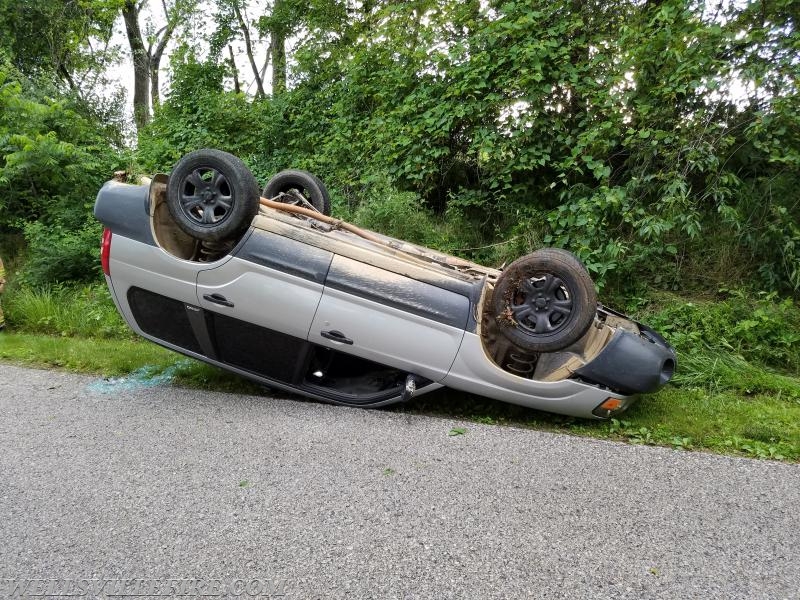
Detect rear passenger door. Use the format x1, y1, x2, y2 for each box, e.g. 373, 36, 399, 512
307, 255, 468, 382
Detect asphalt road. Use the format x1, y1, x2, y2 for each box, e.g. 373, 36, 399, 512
1, 364, 798, 599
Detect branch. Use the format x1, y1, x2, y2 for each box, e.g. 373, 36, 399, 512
58, 64, 77, 91
227, 45, 240, 94
233, 1, 265, 97
259, 45, 272, 82
146, 28, 161, 57
152, 24, 169, 40
152, 21, 176, 63
152, 0, 188, 63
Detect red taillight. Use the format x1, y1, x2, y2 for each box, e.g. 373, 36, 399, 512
101, 228, 112, 276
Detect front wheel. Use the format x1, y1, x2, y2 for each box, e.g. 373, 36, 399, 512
491, 248, 597, 353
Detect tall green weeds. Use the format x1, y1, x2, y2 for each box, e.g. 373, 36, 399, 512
4, 283, 130, 339
634, 289, 800, 395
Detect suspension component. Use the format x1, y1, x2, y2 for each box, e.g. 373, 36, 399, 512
505, 352, 538, 377
197, 238, 232, 262
481, 302, 539, 379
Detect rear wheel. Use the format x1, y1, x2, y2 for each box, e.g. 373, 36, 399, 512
166, 149, 260, 242
263, 169, 331, 215
492, 248, 597, 352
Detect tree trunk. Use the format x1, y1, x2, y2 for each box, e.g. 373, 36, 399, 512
150, 66, 161, 110
150, 29, 174, 110
229, 45, 241, 94
122, 1, 150, 132
270, 0, 287, 94
150, 0, 183, 111
270, 29, 286, 94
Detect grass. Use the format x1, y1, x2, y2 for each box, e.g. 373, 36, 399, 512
0, 332, 263, 394
4, 284, 131, 339
1, 284, 799, 462
399, 383, 800, 461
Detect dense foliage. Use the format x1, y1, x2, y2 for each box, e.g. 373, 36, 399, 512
138, 0, 800, 295
0, 56, 125, 284
1, 0, 798, 296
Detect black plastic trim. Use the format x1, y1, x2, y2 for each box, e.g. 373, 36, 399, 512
211, 312, 310, 383
94, 182, 156, 246
465, 274, 487, 333
574, 328, 677, 395
127, 328, 417, 408
233, 228, 333, 284
326, 255, 470, 329
259, 215, 484, 299
127, 287, 201, 353
184, 304, 218, 360
301, 380, 422, 406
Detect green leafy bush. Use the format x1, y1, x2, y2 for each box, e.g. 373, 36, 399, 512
0, 59, 122, 227
18, 221, 103, 287
644, 291, 800, 370
0, 54, 123, 286
352, 184, 441, 246
138, 48, 284, 174
134, 0, 800, 295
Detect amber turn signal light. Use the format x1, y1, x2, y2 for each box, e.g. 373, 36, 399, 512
592, 397, 625, 418
599, 397, 622, 411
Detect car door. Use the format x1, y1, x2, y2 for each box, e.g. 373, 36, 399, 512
196, 229, 333, 379
307, 255, 469, 382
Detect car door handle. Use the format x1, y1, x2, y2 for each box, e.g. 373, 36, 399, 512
320, 330, 354, 345
203, 293, 234, 308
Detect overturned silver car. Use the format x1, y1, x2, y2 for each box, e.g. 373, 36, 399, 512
94, 149, 675, 419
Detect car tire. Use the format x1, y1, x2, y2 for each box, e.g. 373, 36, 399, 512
263, 169, 332, 216
166, 149, 260, 242
492, 248, 597, 353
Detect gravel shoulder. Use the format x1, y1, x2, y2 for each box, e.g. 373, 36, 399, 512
1, 365, 798, 599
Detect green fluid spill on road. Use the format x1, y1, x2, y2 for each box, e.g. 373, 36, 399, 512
87, 360, 192, 393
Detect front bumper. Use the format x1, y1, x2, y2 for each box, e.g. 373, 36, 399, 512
574, 319, 676, 396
